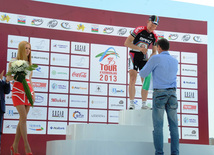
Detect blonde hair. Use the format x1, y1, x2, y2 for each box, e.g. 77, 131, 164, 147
17, 41, 32, 65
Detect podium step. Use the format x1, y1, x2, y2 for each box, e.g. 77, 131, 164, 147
46, 140, 214, 155
66, 124, 154, 142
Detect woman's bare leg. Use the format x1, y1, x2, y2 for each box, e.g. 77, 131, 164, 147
13, 105, 31, 153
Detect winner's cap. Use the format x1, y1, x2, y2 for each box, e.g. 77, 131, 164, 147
149, 15, 159, 25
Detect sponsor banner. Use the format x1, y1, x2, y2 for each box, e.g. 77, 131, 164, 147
182, 114, 198, 127
4, 106, 19, 119
70, 81, 88, 94
48, 108, 68, 121
89, 109, 107, 122
182, 127, 199, 140
181, 89, 198, 101
108, 111, 119, 123
32, 79, 48, 92
3, 120, 19, 134
51, 39, 70, 53
28, 107, 47, 120
90, 44, 127, 84
163, 31, 207, 44
181, 77, 198, 89
90, 83, 108, 96
31, 51, 49, 65
109, 84, 126, 97
5, 92, 13, 105
49, 94, 68, 107
70, 68, 89, 81
51, 53, 70, 67
169, 51, 180, 63
47, 121, 67, 135
49, 80, 69, 94
181, 64, 197, 77
7, 35, 29, 48
71, 42, 89, 55
27, 121, 46, 134
34, 93, 48, 106
89, 96, 107, 109
182, 102, 198, 114
71, 55, 89, 68
181, 52, 197, 64
0, 12, 207, 44
70, 95, 88, 108
30, 37, 50, 51
33, 65, 49, 79
109, 97, 126, 110
7, 49, 18, 61
69, 109, 88, 122
50, 66, 69, 80
177, 76, 180, 88
177, 89, 180, 100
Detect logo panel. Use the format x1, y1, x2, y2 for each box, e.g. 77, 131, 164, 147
70, 95, 88, 108
50, 67, 69, 80
51, 39, 70, 53
70, 82, 88, 94
48, 122, 67, 135
30, 37, 50, 51
90, 83, 108, 96
69, 109, 88, 122
70, 68, 89, 81
8, 35, 29, 48
31, 51, 49, 65
71, 42, 89, 55
89, 96, 107, 109
89, 110, 107, 122
51, 53, 70, 67
48, 108, 68, 121
71, 55, 89, 68
181, 89, 198, 101
49, 94, 68, 107
49, 80, 69, 93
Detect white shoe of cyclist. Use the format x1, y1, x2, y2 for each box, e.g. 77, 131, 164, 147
129, 103, 135, 110
129, 100, 135, 110
141, 104, 150, 109
141, 101, 150, 109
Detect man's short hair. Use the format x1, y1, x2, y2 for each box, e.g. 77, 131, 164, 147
157, 38, 170, 51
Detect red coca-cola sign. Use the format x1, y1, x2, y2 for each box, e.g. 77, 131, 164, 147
72, 72, 87, 78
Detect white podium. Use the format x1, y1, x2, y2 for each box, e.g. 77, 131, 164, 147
46, 109, 214, 155
66, 110, 169, 143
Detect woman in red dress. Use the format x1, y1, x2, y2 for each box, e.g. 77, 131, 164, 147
9, 41, 35, 155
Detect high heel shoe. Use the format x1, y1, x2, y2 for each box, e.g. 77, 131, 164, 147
10, 146, 20, 155
26, 153, 33, 155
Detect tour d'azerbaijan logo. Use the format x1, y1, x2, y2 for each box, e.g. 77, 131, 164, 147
95, 47, 119, 62
95, 47, 119, 82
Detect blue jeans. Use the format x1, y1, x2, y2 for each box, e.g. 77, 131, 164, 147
152, 88, 179, 155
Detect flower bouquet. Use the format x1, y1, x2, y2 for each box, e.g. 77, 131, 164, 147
7, 60, 38, 107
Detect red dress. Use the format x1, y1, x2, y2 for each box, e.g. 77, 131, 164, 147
12, 79, 34, 106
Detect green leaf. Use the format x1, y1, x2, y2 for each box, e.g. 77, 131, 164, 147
22, 79, 34, 107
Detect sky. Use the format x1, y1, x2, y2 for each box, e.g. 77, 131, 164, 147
33, 0, 214, 138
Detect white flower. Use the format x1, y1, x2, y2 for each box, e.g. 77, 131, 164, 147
12, 60, 27, 67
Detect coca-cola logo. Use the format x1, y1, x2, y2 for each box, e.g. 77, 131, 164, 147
72, 72, 87, 78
